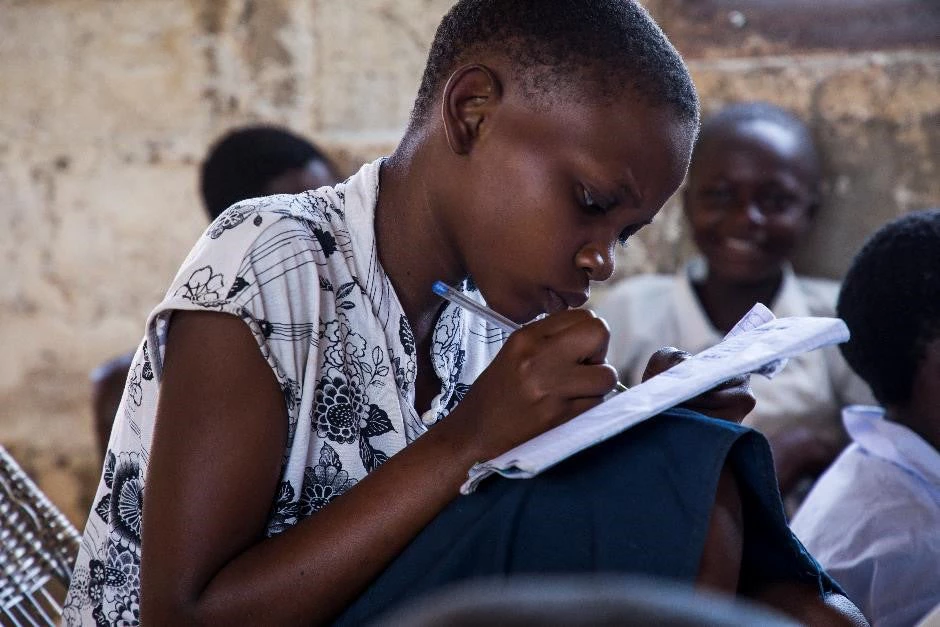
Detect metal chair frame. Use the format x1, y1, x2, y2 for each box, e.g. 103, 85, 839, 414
0, 445, 81, 626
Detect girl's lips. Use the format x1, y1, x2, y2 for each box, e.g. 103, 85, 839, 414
545, 289, 589, 314
545, 289, 568, 314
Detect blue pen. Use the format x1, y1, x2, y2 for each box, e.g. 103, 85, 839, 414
432, 281, 519, 333
432, 281, 628, 393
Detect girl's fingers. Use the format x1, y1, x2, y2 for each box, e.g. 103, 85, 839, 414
710, 374, 750, 392
541, 314, 611, 366
552, 362, 619, 399
641, 346, 690, 381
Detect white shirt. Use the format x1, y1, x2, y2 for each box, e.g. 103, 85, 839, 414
63, 159, 508, 625
918, 603, 940, 627
791, 406, 940, 627
591, 259, 873, 446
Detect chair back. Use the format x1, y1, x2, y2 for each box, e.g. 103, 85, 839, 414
0, 445, 81, 625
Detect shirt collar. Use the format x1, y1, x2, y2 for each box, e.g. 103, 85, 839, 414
843, 404, 940, 489
341, 157, 386, 309
339, 158, 485, 431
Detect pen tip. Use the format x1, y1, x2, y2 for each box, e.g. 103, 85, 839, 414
432, 281, 448, 296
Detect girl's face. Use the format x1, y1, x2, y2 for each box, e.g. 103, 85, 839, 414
684, 120, 818, 286
447, 92, 693, 324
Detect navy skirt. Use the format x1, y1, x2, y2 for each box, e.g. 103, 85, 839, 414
334, 408, 837, 625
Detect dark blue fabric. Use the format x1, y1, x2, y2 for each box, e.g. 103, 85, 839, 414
333, 409, 837, 626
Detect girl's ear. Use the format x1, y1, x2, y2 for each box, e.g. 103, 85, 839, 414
440, 64, 502, 155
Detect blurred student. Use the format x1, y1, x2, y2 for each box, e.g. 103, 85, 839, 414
91, 125, 341, 459
592, 102, 873, 505
792, 209, 940, 627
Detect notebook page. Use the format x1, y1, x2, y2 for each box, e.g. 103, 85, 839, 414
722, 302, 787, 378
461, 313, 848, 494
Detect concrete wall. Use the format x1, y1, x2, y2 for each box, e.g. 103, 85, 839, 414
1, 0, 937, 524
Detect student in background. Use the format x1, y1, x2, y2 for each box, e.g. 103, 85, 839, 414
792, 209, 940, 627
592, 102, 873, 509
67, 3, 863, 625
90, 125, 341, 460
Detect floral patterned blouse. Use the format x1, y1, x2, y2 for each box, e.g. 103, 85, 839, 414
63, 158, 508, 626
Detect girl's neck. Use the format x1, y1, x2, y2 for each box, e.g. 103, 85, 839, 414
692, 268, 784, 335
374, 146, 462, 345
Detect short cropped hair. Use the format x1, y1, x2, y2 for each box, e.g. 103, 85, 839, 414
837, 209, 940, 406
200, 125, 333, 220
410, 0, 698, 128
694, 102, 821, 184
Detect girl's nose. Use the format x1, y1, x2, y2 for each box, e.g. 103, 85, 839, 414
576, 243, 614, 282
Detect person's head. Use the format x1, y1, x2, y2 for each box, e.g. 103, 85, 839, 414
401, 0, 699, 323
684, 102, 821, 287
199, 125, 341, 221
837, 210, 940, 430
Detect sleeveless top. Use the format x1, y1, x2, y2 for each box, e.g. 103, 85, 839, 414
63, 159, 508, 625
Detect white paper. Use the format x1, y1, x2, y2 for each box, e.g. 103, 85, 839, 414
722, 302, 787, 378
460, 305, 848, 494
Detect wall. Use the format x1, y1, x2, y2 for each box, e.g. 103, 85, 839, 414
1, 0, 937, 525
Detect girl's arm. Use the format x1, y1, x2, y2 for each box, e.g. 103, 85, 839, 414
696, 466, 744, 594
140, 308, 618, 625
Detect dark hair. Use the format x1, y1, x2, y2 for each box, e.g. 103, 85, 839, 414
409, 0, 698, 129
837, 209, 940, 406
199, 125, 335, 220
693, 102, 821, 184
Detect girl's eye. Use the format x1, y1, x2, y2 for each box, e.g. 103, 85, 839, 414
581, 186, 636, 247
616, 226, 637, 248
582, 187, 608, 214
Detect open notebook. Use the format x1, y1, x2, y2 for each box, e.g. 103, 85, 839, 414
460, 303, 849, 494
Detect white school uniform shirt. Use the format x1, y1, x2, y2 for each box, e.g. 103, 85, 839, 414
63, 158, 508, 625
591, 259, 873, 447
791, 406, 940, 627
918, 603, 940, 627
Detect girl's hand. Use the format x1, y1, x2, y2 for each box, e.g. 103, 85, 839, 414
641, 346, 756, 424
445, 309, 618, 461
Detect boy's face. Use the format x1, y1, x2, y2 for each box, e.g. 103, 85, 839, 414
446, 88, 693, 323
684, 120, 818, 286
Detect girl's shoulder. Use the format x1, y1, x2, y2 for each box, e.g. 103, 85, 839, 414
203, 188, 347, 247
171, 189, 353, 302
147, 189, 358, 379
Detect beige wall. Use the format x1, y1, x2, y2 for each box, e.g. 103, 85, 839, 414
1, 0, 938, 524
